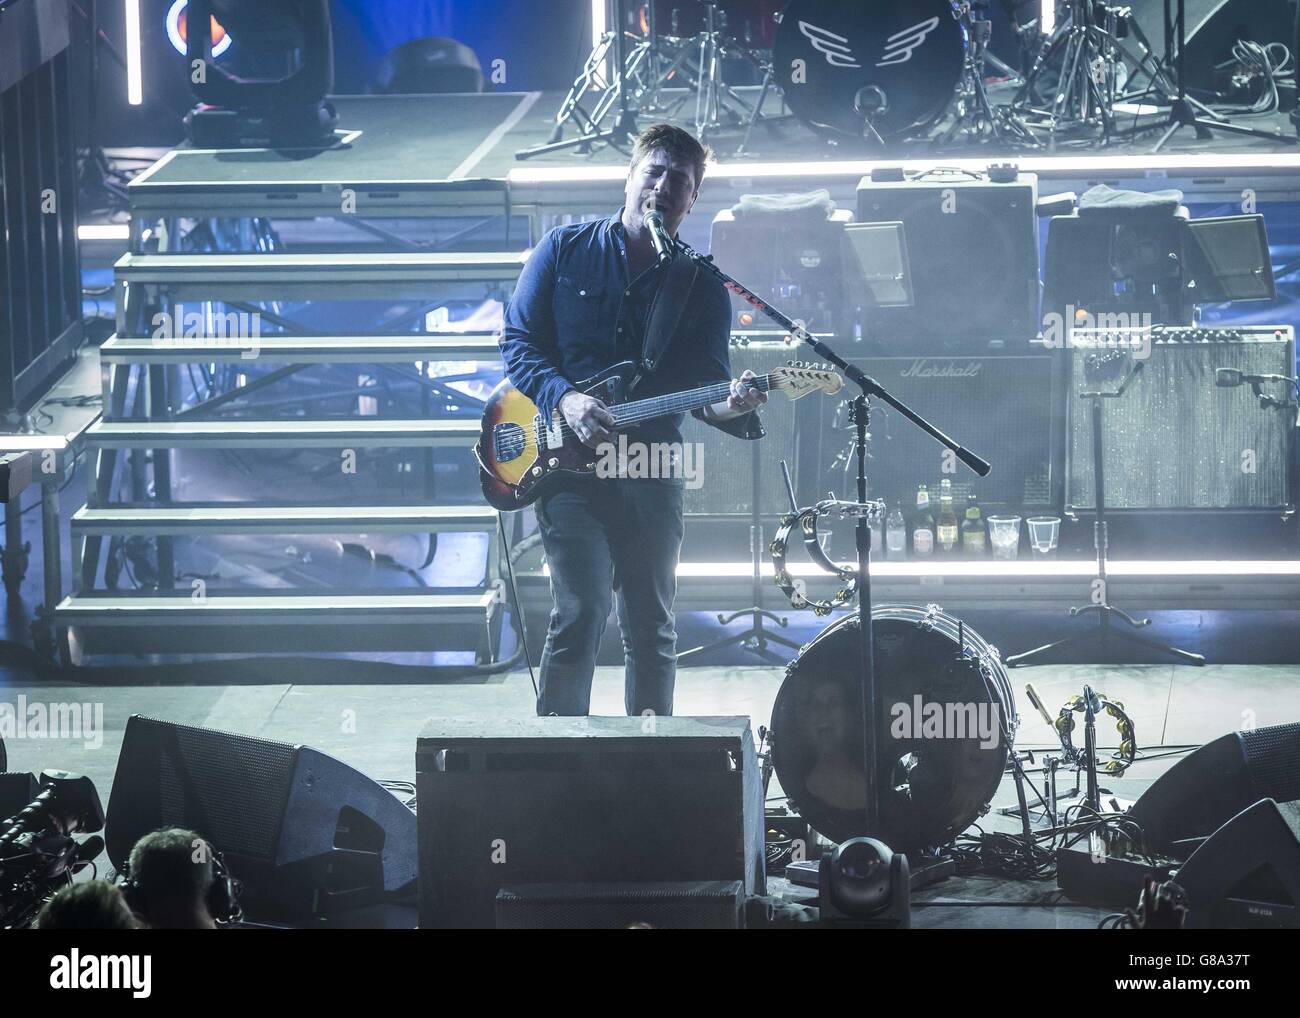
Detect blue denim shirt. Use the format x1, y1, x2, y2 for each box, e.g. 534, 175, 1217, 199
500, 210, 762, 446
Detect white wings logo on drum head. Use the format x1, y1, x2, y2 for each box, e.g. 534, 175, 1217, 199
797, 21, 861, 69
876, 16, 941, 67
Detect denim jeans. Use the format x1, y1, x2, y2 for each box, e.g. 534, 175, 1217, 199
534, 476, 684, 717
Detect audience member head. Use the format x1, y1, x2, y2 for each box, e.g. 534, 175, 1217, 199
37, 879, 138, 930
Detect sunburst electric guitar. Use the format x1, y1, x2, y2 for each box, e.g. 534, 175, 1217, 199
477, 359, 843, 511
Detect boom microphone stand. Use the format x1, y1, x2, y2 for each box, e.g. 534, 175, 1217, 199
672, 239, 991, 837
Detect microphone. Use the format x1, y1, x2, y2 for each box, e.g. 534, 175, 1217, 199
643, 209, 675, 265
1216, 367, 1297, 387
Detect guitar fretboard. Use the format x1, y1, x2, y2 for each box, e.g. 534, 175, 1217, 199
609, 374, 775, 428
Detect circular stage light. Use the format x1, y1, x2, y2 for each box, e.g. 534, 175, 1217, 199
167, 0, 232, 58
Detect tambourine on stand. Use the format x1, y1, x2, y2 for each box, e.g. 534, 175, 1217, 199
770, 488, 883, 617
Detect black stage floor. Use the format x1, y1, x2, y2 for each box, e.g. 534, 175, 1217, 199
131, 89, 1300, 186
4, 659, 1295, 928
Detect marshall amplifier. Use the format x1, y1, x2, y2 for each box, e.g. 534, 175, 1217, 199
1066, 327, 1296, 510
799, 351, 1064, 514
855, 170, 1040, 350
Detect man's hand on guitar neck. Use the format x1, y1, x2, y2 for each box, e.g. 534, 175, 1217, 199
704, 369, 768, 422
560, 390, 617, 449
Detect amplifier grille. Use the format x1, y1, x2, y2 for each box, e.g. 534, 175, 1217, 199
1066, 331, 1295, 509
1240, 722, 1300, 805
683, 342, 801, 517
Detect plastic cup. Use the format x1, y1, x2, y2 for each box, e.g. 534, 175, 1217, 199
987, 515, 1022, 560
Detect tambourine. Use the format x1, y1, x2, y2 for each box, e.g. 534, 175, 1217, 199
769, 498, 883, 616
1054, 693, 1137, 776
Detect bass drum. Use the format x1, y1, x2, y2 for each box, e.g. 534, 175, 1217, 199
773, 0, 965, 141
771, 604, 1016, 849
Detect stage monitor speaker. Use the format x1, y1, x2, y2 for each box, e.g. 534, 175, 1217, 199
495, 880, 745, 929
1065, 327, 1296, 510
798, 350, 1064, 514
105, 715, 418, 922
683, 337, 804, 518
1176, 798, 1300, 929
1128, 722, 1300, 857
416, 716, 764, 929
855, 171, 1040, 349
1125, 0, 1296, 94
709, 207, 852, 338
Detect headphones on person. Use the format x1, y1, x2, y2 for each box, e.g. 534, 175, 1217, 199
118, 839, 244, 925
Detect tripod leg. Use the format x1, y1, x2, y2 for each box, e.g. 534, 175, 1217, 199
1108, 625, 1206, 665
1005, 629, 1095, 667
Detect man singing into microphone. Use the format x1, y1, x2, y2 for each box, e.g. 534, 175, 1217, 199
500, 123, 767, 717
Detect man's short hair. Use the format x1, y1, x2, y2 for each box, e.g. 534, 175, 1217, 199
37, 880, 138, 930
127, 827, 214, 914
629, 123, 711, 191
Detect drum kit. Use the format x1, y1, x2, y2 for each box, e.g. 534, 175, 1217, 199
521, 0, 1273, 158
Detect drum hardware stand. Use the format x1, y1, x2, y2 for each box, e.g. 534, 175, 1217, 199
636, 1, 783, 144
516, 0, 642, 159
1151, 0, 1298, 152
936, 7, 1036, 148
1006, 1, 1171, 147
676, 419, 800, 665
1005, 359, 1204, 667
998, 750, 1078, 828
672, 238, 991, 848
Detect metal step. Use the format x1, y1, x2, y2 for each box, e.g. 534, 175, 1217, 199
85, 418, 480, 449
55, 591, 497, 625
100, 332, 502, 365
53, 590, 501, 662
71, 504, 499, 536
114, 251, 527, 305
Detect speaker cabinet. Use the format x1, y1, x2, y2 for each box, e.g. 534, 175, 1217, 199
683, 337, 804, 518
105, 715, 418, 922
855, 172, 1040, 348
1129, 722, 1300, 857
799, 350, 1064, 514
495, 880, 745, 929
1066, 328, 1296, 510
709, 207, 852, 338
416, 716, 764, 929
1177, 798, 1300, 929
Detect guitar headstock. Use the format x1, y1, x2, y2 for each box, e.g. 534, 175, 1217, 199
771, 362, 844, 400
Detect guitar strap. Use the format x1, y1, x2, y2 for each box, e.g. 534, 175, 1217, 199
629, 251, 699, 394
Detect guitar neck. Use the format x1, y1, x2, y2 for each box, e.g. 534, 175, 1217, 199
609, 374, 774, 429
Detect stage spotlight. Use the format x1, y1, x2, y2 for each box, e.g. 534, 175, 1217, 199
373, 38, 485, 95
817, 837, 911, 927
183, 0, 338, 149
